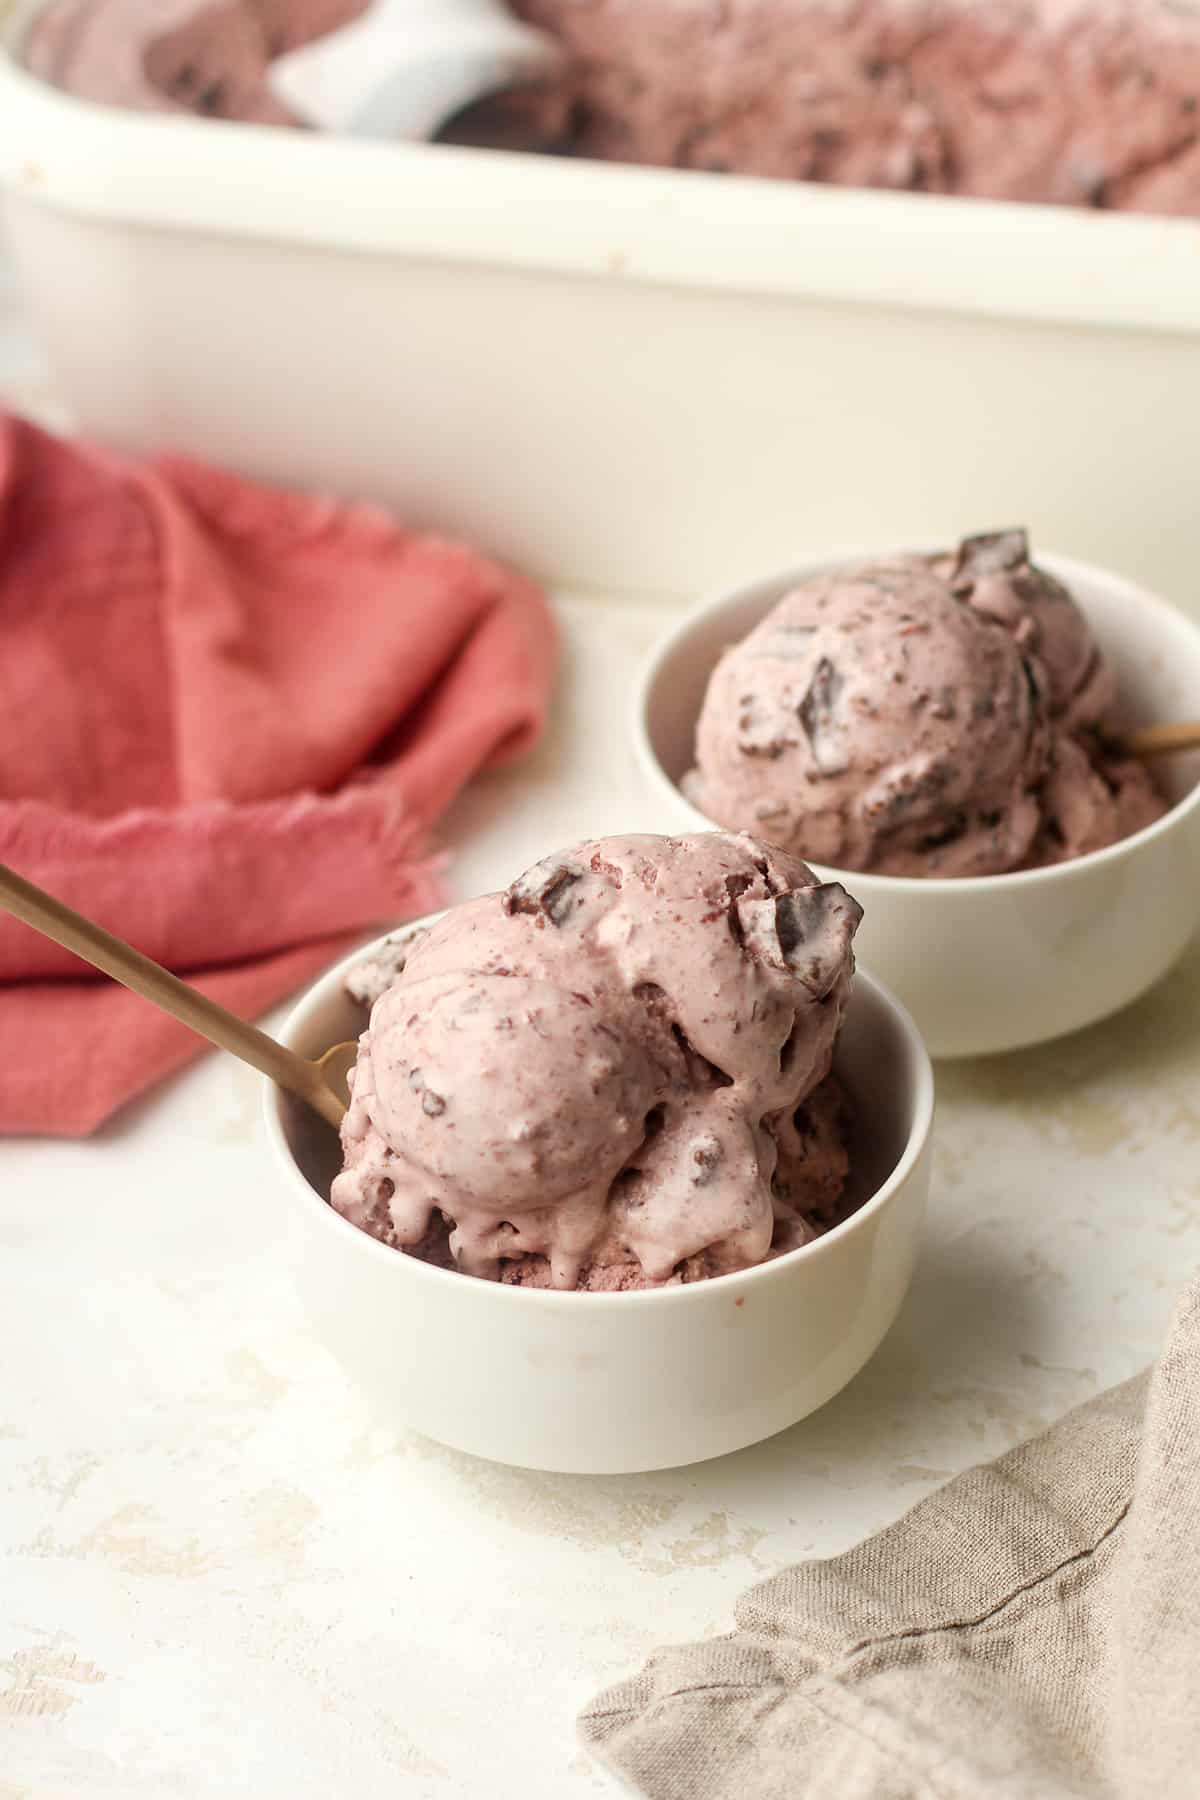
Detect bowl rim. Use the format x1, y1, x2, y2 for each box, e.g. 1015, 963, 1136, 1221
632, 545, 1200, 895
263, 927, 936, 1311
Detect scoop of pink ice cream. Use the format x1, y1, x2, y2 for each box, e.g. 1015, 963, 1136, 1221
686, 554, 1052, 878
332, 832, 863, 1290
381, 1069, 852, 1291
687, 533, 1168, 878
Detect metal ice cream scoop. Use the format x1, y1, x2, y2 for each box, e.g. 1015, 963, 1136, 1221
267, 0, 562, 139
1119, 722, 1200, 760
0, 861, 354, 1130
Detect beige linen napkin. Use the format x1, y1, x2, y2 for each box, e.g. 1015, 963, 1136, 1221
582, 1280, 1199, 1799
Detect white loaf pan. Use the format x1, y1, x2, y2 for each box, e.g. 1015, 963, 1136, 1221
2, 0, 1200, 607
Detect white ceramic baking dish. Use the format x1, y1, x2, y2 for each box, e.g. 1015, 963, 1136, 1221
2, 0, 1200, 609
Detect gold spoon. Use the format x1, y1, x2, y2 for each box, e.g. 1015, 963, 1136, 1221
1120, 722, 1200, 761
0, 860, 354, 1129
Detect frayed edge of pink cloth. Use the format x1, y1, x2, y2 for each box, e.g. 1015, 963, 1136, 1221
0, 790, 440, 981
0, 416, 557, 1135
0, 926, 440, 1139
0, 792, 447, 1136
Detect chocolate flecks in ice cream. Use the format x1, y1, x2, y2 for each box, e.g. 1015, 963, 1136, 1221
331, 832, 865, 1291
685, 530, 1166, 878
498, 0, 1200, 217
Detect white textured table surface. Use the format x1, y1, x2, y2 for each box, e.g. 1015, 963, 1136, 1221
3, 261, 1200, 1800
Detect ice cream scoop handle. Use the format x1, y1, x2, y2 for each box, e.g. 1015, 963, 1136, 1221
0, 860, 346, 1128
1120, 722, 1200, 760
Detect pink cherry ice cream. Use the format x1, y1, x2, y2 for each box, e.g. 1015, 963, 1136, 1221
332, 832, 864, 1291
23, 0, 1200, 218
685, 530, 1165, 878
499, 0, 1200, 216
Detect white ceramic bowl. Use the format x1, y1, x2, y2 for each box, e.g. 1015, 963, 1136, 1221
263, 926, 934, 1474
633, 551, 1200, 1059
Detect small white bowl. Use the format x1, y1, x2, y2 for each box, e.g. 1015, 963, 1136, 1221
263, 926, 934, 1475
633, 551, 1200, 1059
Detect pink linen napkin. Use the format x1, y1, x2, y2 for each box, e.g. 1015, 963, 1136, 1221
0, 414, 557, 1135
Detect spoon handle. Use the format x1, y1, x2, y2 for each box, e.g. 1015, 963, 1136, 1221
1121, 721, 1200, 760
0, 861, 345, 1129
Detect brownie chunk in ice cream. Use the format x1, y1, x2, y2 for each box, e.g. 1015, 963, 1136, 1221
685, 531, 1165, 878
332, 832, 864, 1291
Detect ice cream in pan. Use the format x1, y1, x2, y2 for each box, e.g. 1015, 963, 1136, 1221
23, 0, 1200, 216
685, 530, 1167, 879
333, 831, 865, 1292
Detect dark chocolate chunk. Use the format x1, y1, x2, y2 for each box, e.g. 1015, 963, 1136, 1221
735, 883, 863, 997
797, 657, 848, 775
951, 528, 1029, 594
722, 871, 756, 949
503, 857, 583, 925
344, 924, 431, 1007
1022, 656, 1044, 708
409, 1067, 446, 1115
751, 850, 791, 897
774, 887, 862, 987
866, 761, 952, 825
